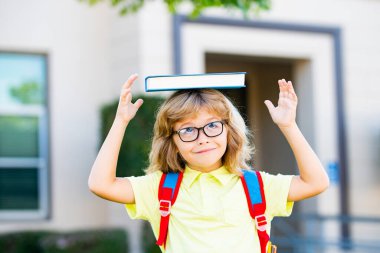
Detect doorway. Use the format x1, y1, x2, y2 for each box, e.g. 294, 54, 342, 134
206, 53, 302, 245
178, 15, 344, 249
206, 53, 297, 175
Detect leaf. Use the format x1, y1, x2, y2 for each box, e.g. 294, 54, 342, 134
79, 0, 271, 17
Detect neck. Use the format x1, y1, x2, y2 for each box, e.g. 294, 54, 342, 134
187, 163, 222, 173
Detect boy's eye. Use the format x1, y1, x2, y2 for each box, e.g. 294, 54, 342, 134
207, 122, 219, 128
180, 127, 195, 134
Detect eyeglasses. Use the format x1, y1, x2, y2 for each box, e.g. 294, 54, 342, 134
173, 120, 225, 142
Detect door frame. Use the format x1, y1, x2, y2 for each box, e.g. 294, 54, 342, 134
172, 14, 349, 239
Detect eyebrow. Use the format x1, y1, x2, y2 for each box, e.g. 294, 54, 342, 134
177, 117, 219, 129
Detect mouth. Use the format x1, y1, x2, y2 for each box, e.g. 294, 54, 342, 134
195, 148, 216, 154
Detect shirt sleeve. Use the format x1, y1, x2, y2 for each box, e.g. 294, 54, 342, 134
124, 171, 162, 221
261, 172, 294, 218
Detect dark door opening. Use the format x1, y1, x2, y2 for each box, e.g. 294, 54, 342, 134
206, 52, 301, 249
206, 52, 297, 174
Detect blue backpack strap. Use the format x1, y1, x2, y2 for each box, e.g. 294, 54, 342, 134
156, 171, 183, 247
241, 169, 270, 253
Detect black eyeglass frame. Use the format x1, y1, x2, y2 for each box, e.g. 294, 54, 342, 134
173, 120, 226, 142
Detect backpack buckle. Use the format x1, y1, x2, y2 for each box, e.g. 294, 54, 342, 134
159, 200, 172, 217
254, 214, 267, 232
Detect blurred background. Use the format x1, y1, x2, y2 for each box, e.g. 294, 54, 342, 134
0, 0, 379, 252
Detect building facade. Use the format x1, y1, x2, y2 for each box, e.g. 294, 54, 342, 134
1, 0, 379, 252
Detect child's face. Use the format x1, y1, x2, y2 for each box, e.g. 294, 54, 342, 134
172, 109, 228, 173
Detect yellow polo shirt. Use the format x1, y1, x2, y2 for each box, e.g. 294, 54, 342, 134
125, 165, 294, 253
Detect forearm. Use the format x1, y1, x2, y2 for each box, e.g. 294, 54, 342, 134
88, 117, 129, 191
280, 123, 329, 194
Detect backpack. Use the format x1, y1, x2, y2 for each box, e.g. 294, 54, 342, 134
156, 169, 276, 253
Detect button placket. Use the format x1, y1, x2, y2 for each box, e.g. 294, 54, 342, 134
200, 174, 220, 215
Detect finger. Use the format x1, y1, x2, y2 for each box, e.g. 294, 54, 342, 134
133, 98, 144, 110
291, 91, 298, 101
264, 100, 275, 113
122, 73, 138, 90
279, 83, 286, 98
286, 81, 297, 98
125, 93, 132, 104
283, 79, 295, 95
120, 88, 131, 102
287, 81, 296, 94
279, 79, 287, 92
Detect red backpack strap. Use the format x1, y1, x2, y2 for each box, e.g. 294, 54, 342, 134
156, 171, 183, 248
241, 170, 270, 253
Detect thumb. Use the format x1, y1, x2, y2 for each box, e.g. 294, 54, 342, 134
264, 100, 275, 113
133, 98, 144, 110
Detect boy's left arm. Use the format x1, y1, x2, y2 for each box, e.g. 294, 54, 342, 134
264, 79, 330, 202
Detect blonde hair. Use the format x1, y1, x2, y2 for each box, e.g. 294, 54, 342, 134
145, 89, 254, 175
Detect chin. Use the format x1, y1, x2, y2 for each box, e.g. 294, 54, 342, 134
193, 160, 222, 169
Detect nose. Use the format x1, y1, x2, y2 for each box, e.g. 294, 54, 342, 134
196, 128, 209, 144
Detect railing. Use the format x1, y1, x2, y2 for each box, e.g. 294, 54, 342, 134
271, 214, 380, 253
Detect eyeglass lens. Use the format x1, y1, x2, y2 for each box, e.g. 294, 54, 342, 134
178, 121, 224, 142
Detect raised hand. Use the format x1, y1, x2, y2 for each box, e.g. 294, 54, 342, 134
116, 74, 144, 125
264, 79, 298, 129
263, 80, 329, 201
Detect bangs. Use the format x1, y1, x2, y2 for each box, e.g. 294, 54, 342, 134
165, 89, 230, 124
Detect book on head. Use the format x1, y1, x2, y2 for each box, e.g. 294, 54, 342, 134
144, 72, 246, 92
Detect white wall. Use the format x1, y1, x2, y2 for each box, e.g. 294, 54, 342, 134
0, 0, 117, 232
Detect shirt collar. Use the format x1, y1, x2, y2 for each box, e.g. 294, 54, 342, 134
182, 164, 236, 188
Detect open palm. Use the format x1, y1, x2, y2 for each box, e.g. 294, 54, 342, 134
264, 79, 298, 128
116, 74, 144, 125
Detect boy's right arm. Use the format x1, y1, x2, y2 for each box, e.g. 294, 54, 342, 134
88, 74, 144, 204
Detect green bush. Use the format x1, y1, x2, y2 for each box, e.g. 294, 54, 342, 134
0, 231, 49, 253
39, 229, 127, 253
101, 94, 165, 177
0, 229, 127, 253
141, 221, 161, 253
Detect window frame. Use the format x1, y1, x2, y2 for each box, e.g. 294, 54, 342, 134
0, 51, 50, 220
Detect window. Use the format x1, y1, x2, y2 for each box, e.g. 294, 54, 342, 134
0, 52, 49, 220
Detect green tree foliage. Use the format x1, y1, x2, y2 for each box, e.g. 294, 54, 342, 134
79, 0, 270, 19
101, 95, 165, 177
10, 81, 44, 105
